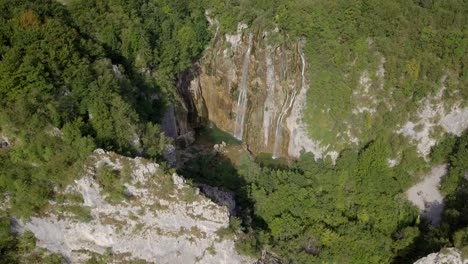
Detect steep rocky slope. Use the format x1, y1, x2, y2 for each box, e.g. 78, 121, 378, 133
178, 23, 331, 160
398, 79, 468, 159
175, 20, 468, 162
14, 150, 251, 264
414, 248, 467, 264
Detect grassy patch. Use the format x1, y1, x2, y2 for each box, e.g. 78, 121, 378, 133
207, 244, 216, 256
181, 187, 200, 203
215, 227, 234, 241
96, 165, 129, 204
132, 223, 145, 235
461, 246, 468, 261
55, 192, 84, 204
197, 125, 241, 145
64, 205, 93, 222
149, 201, 169, 212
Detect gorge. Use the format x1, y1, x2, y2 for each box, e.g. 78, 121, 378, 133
1, 1, 467, 263
175, 24, 331, 162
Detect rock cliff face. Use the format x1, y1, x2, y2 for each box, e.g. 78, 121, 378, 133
15, 150, 251, 264
179, 24, 328, 159
397, 75, 468, 159
414, 248, 467, 264
174, 19, 468, 161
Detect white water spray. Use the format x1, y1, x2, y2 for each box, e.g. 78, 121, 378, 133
233, 33, 253, 140
272, 46, 306, 159
263, 45, 276, 146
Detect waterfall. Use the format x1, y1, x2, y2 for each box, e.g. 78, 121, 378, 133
272, 94, 289, 159
263, 45, 276, 146
161, 105, 178, 138
300, 48, 306, 93
233, 33, 253, 140
272, 46, 306, 159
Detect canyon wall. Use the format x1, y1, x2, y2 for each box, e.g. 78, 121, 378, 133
174, 22, 468, 162
178, 24, 328, 159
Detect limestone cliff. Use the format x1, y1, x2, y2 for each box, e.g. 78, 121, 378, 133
175, 19, 468, 162
414, 248, 467, 264
179, 23, 329, 160
14, 149, 251, 264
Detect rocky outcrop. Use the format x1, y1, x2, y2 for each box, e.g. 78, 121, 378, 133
414, 248, 467, 264
15, 150, 251, 264
398, 78, 468, 159
161, 104, 196, 149
0, 134, 10, 149
254, 250, 283, 264
179, 23, 329, 160
199, 184, 236, 215
406, 165, 446, 225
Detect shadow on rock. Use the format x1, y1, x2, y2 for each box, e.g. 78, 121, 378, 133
177, 149, 268, 236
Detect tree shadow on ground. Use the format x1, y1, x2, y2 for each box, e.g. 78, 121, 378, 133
393, 200, 447, 264
177, 149, 268, 251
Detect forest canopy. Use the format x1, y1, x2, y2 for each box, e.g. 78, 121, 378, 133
0, 0, 209, 219
0, 0, 467, 263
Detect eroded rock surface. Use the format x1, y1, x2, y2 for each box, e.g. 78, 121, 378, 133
16, 150, 251, 264
398, 79, 468, 158
414, 248, 467, 264
180, 22, 331, 160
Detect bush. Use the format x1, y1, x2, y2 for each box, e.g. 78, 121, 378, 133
96, 165, 128, 204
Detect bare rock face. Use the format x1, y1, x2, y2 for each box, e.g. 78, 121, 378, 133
398, 78, 468, 159
15, 150, 252, 264
199, 184, 236, 215
179, 23, 330, 160
414, 248, 467, 264
161, 105, 196, 149
0, 133, 10, 149
406, 165, 446, 225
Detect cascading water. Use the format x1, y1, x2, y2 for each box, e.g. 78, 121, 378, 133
272, 46, 306, 159
272, 95, 289, 159
299, 48, 306, 95
263, 45, 276, 146
233, 33, 253, 140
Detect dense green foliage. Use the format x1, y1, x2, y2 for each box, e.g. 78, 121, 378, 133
0, 0, 209, 220
392, 131, 468, 262
0, 0, 210, 260
68, 0, 211, 101
181, 132, 467, 263
437, 132, 468, 251
0, 0, 466, 263
236, 140, 421, 263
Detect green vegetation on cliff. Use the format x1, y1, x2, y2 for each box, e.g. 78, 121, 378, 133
181, 131, 467, 263
0, 0, 209, 218
209, 0, 467, 150
183, 138, 421, 262
0, 0, 466, 263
